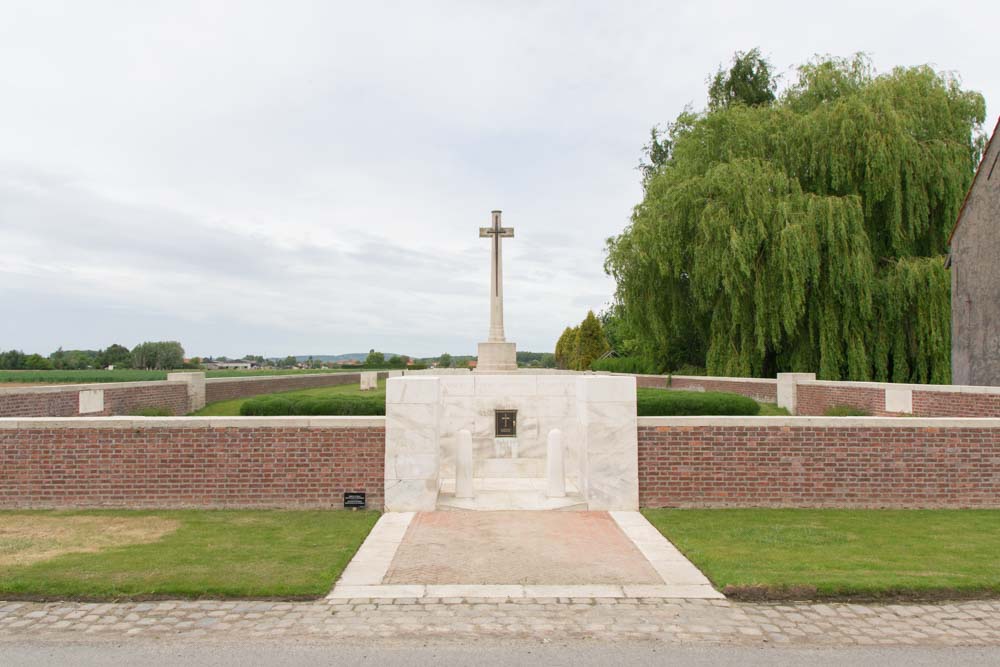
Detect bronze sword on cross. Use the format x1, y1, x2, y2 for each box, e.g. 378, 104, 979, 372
480, 210, 514, 297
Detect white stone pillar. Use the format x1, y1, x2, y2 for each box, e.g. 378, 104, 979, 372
167, 371, 206, 413
575, 375, 638, 510
360, 371, 378, 391
455, 429, 474, 499
546, 428, 565, 498
776, 372, 815, 415
385, 376, 441, 511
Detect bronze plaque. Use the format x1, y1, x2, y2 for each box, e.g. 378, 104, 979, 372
495, 410, 517, 437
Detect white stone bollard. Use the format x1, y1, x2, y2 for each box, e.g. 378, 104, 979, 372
456, 429, 474, 499
546, 429, 566, 498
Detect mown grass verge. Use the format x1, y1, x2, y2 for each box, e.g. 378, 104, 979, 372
643, 509, 1000, 601
0, 510, 378, 600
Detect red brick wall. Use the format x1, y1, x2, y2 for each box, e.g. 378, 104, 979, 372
0, 423, 385, 509
671, 377, 777, 403
633, 375, 778, 403
205, 373, 375, 403
0, 384, 189, 418
912, 390, 1000, 417
0, 372, 389, 419
635, 375, 668, 389
795, 384, 887, 416
638, 422, 1000, 508
795, 383, 1000, 418
4, 417, 1000, 510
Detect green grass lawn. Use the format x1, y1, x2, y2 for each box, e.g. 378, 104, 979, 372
644, 509, 1000, 600
0, 510, 378, 600
195, 380, 386, 416
756, 402, 791, 415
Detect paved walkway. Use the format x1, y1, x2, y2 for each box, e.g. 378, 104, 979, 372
2, 598, 1000, 646
385, 511, 661, 585
331, 510, 721, 599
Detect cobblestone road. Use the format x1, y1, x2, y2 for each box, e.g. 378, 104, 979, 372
2, 598, 1000, 646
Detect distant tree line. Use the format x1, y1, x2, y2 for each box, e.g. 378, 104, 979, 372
0, 341, 185, 371
361, 350, 431, 370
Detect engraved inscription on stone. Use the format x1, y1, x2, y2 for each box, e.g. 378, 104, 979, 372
495, 409, 517, 438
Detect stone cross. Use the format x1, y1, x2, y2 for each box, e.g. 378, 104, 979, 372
479, 210, 514, 342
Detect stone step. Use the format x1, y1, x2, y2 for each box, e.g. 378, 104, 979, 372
439, 477, 580, 494
474, 457, 545, 478
436, 490, 588, 511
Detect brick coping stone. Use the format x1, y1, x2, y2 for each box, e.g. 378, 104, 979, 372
5, 415, 1000, 429
0, 381, 187, 395
637, 416, 1000, 427
0, 416, 386, 429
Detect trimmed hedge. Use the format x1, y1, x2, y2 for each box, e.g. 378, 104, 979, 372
238, 387, 759, 417
239, 394, 385, 416
636, 388, 760, 416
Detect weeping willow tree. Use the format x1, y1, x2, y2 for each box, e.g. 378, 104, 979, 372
605, 53, 985, 382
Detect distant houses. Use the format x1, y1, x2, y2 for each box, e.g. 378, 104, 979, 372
200, 359, 259, 371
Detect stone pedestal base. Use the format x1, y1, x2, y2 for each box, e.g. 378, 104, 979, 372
476, 341, 517, 371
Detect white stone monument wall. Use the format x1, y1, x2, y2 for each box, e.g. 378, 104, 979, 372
576, 375, 639, 510
385, 373, 639, 511
435, 374, 583, 483
384, 377, 441, 511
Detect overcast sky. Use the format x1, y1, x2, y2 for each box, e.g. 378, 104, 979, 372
1, 1, 997, 359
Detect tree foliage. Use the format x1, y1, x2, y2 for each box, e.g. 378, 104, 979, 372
554, 326, 579, 370
1, 343, 138, 370
574, 310, 610, 370
97, 344, 132, 368
554, 313, 611, 370
606, 53, 985, 382
708, 48, 777, 110
131, 341, 185, 370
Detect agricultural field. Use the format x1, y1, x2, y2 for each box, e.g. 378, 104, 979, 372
0, 368, 361, 385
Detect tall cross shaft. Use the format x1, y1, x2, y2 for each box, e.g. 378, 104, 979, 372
479, 210, 514, 342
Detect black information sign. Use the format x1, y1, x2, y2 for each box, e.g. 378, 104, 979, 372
344, 492, 366, 509
495, 410, 517, 438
